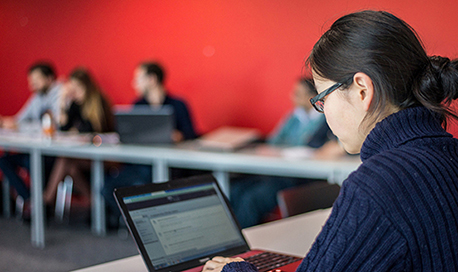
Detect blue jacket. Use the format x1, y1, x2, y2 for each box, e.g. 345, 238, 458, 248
267, 109, 332, 148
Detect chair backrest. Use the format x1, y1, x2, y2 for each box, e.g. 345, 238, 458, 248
277, 181, 341, 218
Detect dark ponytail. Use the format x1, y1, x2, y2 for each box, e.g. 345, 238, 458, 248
308, 10, 458, 128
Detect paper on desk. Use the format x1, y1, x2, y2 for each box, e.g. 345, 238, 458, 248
197, 126, 260, 151
281, 146, 315, 159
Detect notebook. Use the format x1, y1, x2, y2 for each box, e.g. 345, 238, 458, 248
114, 104, 175, 145
114, 175, 302, 272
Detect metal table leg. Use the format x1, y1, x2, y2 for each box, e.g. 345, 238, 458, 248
153, 159, 169, 183
91, 159, 106, 236
30, 148, 45, 248
213, 170, 230, 199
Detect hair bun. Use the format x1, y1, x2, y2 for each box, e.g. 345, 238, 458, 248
427, 56, 458, 101
429, 56, 451, 74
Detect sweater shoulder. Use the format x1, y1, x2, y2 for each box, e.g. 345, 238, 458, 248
342, 139, 458, 270
300, 179, 409, 271
347, 140, 458, 216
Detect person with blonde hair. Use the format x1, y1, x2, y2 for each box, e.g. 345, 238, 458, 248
43, 67, 114, 206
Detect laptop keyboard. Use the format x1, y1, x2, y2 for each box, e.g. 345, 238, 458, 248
244, 252, 301, 272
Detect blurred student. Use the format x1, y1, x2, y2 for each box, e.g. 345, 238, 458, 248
103, 62, 197, 222
0, 62, 62, 203
230, 78, 342, 228
0, 62, 62, 129
267, 78, 330, 147
132, 61, 196, 140
43, 67, 114, 206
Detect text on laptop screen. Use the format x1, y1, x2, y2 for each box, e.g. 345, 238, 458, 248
123, 183, 245, 270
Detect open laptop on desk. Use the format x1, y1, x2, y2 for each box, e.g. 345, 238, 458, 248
114, 105, 175, 145
114, 175, 302, 272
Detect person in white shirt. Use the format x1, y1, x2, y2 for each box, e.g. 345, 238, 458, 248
1, 62, 62, 129
0, 62, 62, 212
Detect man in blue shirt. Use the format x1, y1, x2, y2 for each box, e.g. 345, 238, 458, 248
230, 78, 336, 228
0, 62, 62, 204
267, 78, 330, 148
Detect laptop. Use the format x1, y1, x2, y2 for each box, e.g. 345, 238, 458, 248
114, 175, 303, 272
114, 105, 175, 145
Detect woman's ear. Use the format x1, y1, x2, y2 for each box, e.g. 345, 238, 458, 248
352, 72, 374, 112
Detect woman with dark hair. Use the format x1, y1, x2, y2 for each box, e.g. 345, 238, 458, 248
43, 67, 114, 205
204, 10, 458, 272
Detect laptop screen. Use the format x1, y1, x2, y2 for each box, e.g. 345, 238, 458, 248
120, 182, 246, 270
114, 104, 175, 145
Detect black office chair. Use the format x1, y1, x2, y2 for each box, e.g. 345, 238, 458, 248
277, 181, 341, 218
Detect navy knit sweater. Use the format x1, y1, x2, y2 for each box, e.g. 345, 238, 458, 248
223, 107, 458, 272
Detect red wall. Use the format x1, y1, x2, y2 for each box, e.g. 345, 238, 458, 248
1, 0, 458, 136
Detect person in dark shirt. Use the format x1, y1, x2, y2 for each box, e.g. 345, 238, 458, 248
59, 102, 94, 133
103, 62, 197, 223
203, 10, 458, 272
132, 61, 196, 140
43, 67, 114, 205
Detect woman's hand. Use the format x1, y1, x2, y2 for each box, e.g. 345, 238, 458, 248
171, 130, 184, 143
1, 116, 17, 130
59, 81, 75, 125
60, 81, 76, 108
202, 257, 244, 272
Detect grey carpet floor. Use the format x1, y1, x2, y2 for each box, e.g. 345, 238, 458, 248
0, 216, 138, 272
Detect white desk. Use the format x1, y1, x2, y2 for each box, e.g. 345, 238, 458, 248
72, 208, 332, 272
0, 132, 94, 248
0, 132, 360, 248
42, 143, 359, 238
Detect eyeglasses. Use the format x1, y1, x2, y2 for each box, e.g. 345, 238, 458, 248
309, 82, 343, 113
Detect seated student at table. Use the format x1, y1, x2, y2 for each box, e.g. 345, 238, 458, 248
43, 67, 114, 206
132, 61, 196, 140
204, 10, 458, 272
267, 78, 331, 147
230, 78, 342, 228
102, 61, 197, 222
0, 62, 62, 206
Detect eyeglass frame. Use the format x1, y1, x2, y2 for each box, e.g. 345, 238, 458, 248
309, 82, 343, 113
